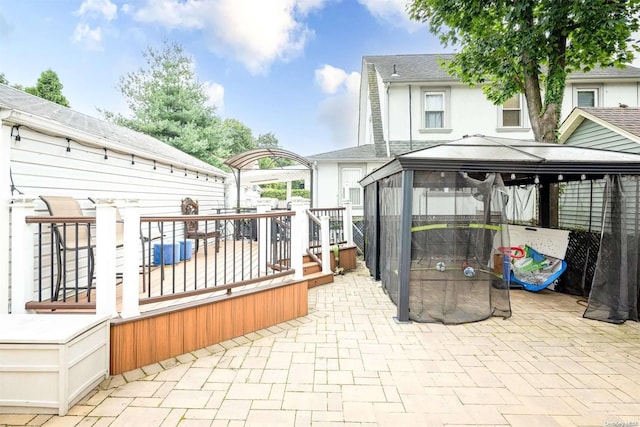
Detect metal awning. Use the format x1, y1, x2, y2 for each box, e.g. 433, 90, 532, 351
224, 148, 311, 170
223, 148, 314, 208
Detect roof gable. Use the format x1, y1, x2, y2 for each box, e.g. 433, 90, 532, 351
0, 84, 225, 175
559, 107, 640, 145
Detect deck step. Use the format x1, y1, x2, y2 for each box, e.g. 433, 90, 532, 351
305, 271, 334, 288
303, 261, 321, 275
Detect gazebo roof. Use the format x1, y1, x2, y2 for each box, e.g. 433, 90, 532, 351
360, 135, 640, 187
224, 148, 311, 170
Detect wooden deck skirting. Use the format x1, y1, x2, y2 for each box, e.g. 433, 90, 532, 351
109, 277, 309, 374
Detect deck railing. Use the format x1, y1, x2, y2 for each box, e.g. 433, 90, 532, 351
10, 198, 352, 318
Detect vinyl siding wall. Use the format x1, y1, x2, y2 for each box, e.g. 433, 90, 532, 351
5, 125, 227, 313
560, 119, 640, 232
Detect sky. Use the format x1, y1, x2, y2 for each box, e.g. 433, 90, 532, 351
0, 0, 444, 156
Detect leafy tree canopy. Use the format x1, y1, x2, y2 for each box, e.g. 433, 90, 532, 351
100, 41, 226, 168
24, 69, 70, 107
255, 132, 293, 169
0, 73, 7, 85
408, 0, 640, 142
220, 118, 256, 159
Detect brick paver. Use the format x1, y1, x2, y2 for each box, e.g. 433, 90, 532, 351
2, 261, 640, 426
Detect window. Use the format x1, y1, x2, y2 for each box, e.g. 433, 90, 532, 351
577, 89, 597, 107
341, 168, 363, 205
501, 94, 522, 127
425, 92, 445, 128
573, 86, 601, 108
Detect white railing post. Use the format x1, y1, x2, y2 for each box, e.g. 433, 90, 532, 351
10, 197, 35, 314
342, 199, 353, 246
321, 216, 331, 274
120, 200, 140, 319
256, 200, 272, 273
290, 201, 308, 280
95, 200, 117, 317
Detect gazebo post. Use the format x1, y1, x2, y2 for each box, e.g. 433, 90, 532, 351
395, 170, 414, 323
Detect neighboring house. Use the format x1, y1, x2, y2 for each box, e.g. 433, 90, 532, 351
307, 53, 640, 214
0, 83, 228, 313
558, 107, 640, 232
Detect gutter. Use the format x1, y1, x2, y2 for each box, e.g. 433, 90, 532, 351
0, 108, 228, 178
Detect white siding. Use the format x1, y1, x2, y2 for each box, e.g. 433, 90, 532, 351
5, 124, 227, 313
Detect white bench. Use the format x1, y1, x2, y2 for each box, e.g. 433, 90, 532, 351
0, 314, 110, 415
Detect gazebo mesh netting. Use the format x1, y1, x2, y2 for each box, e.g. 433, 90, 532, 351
583, 175, 640, 323
366, 171, 512, 324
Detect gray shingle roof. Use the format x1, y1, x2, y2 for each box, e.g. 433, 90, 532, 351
306, 141, 443, 162
579, 107, 640, 139
365, 54, 640, 83
0, 84, 226, 175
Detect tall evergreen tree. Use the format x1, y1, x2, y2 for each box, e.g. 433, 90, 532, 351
100, 41, 225, 167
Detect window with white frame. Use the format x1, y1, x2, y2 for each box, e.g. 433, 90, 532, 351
500, 94, 522, 127
341, 167, 363, 205
424, 91, 445, 128
576, 88, 598, 107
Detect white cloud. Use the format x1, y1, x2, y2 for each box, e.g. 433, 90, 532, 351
131, 0, 329, 74
203, 81, 225, 110
358, 0, 423, 31
72, 23, 103, 51
315, 64, 359, 95
76, 0, 118, 21
315, 65, 360, 148
317, 89, 359, 148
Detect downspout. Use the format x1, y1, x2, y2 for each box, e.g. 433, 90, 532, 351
385, 82, 391, 158
409, 84, 413, 151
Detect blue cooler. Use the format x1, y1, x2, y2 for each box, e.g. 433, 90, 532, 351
153, 243, 180, 265
179, 240, 193, 261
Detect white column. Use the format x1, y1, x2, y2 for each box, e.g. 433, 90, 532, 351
342, 199, 353, 246
290, 201, 308, 280
256, 201, 272, 273
320, 216, 331, 274
10, 197, 35, 314
95, 200, 117, 317
0, 123, 13, 314
120, 200, 140, 318
286, 181, 292, 202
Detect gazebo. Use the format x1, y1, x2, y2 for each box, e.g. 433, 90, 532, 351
360, 135, 640, 324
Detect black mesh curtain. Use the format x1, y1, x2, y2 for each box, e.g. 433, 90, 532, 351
364, 183, 378, 279
379, 173, 403, 304
584, 175, 640, 323
407, 171, 511, 324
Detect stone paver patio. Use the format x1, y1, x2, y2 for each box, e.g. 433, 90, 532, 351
2, 261, 640, 426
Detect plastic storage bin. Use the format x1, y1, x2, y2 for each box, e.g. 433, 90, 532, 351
153, 243, 180, 265
179, 240, 193, 261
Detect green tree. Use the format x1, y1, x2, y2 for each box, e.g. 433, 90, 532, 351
24, 69, 70, 107
220, 118, 256, 158
100, 41, 225, 167
0, 73, 7, 85
255, 132, 293, 169
408, 0, 640, 143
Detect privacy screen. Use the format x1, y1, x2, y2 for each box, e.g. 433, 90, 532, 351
374, 171, 512, 324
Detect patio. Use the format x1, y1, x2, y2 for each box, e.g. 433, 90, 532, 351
3, 261, 640, 426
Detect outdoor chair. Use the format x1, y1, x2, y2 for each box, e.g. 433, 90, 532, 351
40, 196, 100, 301
181, 197, 220, 254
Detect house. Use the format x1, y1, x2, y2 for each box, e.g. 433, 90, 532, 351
0, 83, 229, 314
307, 53, 640, 215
